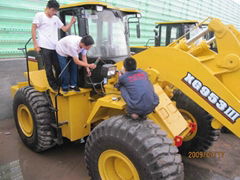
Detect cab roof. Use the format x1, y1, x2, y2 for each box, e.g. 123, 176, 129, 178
60, 2, 140, 14
155, 20, 199, 25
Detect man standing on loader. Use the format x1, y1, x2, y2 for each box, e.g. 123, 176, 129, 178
56, 35, 96, 93
116, 57, 159, 119
32, 0, 76, 91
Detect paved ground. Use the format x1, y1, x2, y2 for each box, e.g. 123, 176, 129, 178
0, 59, 25, 120
0, 59, 240, 180
0, 118, 239, 180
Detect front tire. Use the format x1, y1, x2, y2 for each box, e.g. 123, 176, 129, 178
85, 115, 184, 180
13, 86, 56, 152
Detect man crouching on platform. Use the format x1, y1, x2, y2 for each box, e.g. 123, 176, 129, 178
115, 57, 159, 119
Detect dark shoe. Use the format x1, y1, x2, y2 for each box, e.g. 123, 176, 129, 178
70, 86, 80, 92
62, 88, 68, 93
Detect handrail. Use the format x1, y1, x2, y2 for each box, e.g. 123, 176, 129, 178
17, 37, 32, 86
25, 37, 32, 86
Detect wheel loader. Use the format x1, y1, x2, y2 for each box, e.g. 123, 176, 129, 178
11, 2, 240, 180
130, 20, 216, 54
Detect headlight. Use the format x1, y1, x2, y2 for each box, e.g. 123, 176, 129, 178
101, 64, 117, 78
107, 70, 116, 76
96, 6, 103, 12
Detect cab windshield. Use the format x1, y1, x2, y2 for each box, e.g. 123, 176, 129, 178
86, 9, 129, 58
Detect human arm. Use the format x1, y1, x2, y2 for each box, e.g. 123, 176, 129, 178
72, 56, 96, 69
61, 16, 76, 32
32, 13, 41, 52
115, 73, 125, 89
82, 54, 91, 76
32, 24, 41, 52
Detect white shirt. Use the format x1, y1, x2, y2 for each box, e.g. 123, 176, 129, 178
33, 12, 63, 50
56, 35, 87, 58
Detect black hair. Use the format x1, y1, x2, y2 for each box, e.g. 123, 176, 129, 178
124, 57, 137, 71
47, 0, 60, 10
81, 35, 95, 46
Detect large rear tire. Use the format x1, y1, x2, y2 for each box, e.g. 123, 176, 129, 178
85, 115, 184, 180
172, 90, 220, 156
13, 86, 56, 152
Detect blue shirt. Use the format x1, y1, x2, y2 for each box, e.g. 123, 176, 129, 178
117, 69, 159, 115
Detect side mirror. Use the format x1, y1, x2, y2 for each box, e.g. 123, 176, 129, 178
128, 15, 141, 38
136, 23, 141, 38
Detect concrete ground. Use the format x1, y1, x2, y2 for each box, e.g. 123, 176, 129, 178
0, 59, 26, 120
0, 118, 240, 180
0, 59, 240, 180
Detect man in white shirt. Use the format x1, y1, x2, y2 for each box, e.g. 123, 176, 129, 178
32, 0, 76, 91
56, 35, 96, 93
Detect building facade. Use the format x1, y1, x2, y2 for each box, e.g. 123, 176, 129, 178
0, 0, 239, 58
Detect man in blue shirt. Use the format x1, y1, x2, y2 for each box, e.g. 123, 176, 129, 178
116, 57, 159, 119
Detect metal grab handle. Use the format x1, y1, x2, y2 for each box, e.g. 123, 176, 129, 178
18, 37, 32, 54
17, 37, 33, 86
25, 37, 32, 52
25, 37, 32, 86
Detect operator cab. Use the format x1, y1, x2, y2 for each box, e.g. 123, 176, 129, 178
130, 20, 215, 55
58, 2, 141, 88
154, 20, 213, 46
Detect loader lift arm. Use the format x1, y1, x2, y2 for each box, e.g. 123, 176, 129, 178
133, 18, 240, 137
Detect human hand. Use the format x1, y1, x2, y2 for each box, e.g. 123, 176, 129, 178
117, 71, 123, 77
86, 67, 92, 76
71, 16, 76, 24
34, 44, 41, 52
89, 63, 96, 69
121, 67, 125, 74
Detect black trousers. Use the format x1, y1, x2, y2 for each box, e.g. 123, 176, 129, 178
40, 48, 61, 89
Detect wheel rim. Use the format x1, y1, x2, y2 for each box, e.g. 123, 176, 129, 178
17, 104, 34, 137
98, 149, 140, 180
179, 109, 198, 141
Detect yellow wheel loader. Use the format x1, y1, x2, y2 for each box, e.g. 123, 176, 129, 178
131, 20, 225, 137
11, 2, 240, 180
130, 20, 216, 54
